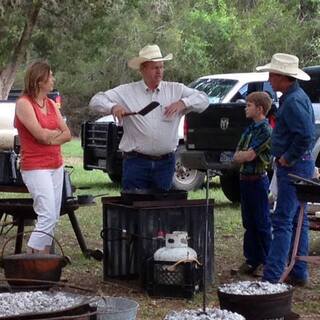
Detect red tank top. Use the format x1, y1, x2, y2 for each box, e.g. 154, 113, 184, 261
14, 95, 63, 170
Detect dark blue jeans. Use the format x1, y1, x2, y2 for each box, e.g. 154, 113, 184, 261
122, 153, 175, 190
240, 175, 272, 268
263, 158, 315, 283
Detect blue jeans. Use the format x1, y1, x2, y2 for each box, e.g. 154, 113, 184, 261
263, 158, 315, 283
122, 153, 175, 190
240, 175, 272, 268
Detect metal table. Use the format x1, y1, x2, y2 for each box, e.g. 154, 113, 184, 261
280, 175, 320, 282
0, 186, 102, 260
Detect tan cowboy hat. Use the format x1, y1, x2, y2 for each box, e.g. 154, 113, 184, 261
256, 53, 310, 81
128, 44, 173, 70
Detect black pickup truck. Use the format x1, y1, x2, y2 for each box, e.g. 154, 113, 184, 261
81, 72, 277, 188
7, 89, 62, 106
181, 66, 320, 202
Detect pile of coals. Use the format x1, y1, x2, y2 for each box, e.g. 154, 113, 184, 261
0, 291, 85, 317
218, 281, 291, 295
164, 308, 245, 320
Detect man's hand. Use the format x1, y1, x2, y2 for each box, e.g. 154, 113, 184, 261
163, 100, 186, 118
111, 104, 127, 121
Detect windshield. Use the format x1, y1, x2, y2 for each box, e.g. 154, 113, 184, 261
189, 78, 237, 103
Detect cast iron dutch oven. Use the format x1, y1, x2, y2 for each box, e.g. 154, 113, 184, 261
217, 282, 294, 320
0, 231, 70, 288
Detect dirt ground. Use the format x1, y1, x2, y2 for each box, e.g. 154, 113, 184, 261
1, 213, 320, 319
60, 232, 320, 320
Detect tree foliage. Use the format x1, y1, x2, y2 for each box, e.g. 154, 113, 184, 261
1, 0, 319, 133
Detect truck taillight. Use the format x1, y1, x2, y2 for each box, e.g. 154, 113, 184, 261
183, 118, 188, 142
55, 95, 61, 108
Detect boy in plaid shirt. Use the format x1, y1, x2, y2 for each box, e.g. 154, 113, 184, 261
233, 91, 273, 276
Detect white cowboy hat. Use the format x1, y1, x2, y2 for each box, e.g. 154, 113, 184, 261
256, 53, 310, 81
128, 44, 173, 70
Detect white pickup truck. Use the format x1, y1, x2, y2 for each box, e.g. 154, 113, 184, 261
0, 101, 17, 150
181, 66, 320, 201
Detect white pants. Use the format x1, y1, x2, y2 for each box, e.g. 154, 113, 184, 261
21, 166, 64, 250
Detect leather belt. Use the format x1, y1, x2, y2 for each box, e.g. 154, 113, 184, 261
124, 151, 173, 161
240, 173, 267, 181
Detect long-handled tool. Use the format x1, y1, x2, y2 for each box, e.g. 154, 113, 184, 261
288, 173, 320, 186
198, 169, 210, 315
203, 169, 210, 313
123, 101, 160, 117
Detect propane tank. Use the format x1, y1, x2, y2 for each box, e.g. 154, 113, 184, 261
153, 231, 197, 262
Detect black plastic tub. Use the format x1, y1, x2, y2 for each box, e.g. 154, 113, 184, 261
101, 196, 214, 287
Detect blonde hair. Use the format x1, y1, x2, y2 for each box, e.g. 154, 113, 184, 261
23, 60, 51, 98
246, 91, 272, 115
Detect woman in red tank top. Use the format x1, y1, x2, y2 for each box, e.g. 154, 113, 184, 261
15, 61, 71, 253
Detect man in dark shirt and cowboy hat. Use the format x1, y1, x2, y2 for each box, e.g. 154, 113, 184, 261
89, 44, 209, 191
256, 53, 315, 286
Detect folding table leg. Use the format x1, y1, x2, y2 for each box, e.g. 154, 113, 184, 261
14, 218, 25, 254
66, 209, 103, 261
66, 209, 90, 257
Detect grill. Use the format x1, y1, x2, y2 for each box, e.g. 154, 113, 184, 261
0, 197, 102, 260
101, 196, 214, 286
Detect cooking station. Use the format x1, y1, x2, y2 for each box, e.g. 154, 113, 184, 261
0, 185, 102, 260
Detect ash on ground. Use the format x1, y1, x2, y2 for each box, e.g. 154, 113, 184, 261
0, 291, 85, 317
164, 308, 245, 320
219, 281, 291, 295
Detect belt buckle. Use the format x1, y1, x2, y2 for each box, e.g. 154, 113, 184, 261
150, 155, 161, 160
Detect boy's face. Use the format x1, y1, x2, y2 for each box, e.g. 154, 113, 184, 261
245, 101, 262, 120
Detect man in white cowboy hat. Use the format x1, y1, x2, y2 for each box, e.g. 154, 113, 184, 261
89, 44, 209, 190
256, 53, 315, 286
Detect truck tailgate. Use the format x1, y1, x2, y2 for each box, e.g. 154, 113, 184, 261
185, 103, 251, 151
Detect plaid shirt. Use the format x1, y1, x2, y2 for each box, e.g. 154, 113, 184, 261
236, 118, 272, 175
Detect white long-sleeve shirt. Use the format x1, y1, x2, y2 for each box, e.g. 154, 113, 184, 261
89, 80, 209, 156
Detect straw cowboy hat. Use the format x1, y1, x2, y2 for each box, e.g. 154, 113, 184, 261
128, 44, 173, 70
256, 53, 310, 81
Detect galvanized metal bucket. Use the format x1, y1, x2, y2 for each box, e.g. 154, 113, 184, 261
93, 297, 139, 320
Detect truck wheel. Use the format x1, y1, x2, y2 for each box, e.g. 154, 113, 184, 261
172, 146, 205, 191
108, 173, 122, 184
220, 172, 240, 203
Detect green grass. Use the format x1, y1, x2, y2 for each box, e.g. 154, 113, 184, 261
62, 138, 84, 158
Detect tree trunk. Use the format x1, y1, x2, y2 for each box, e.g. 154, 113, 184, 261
0, 1, 43, 99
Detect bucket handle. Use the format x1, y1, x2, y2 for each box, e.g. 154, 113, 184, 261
1, 230, 67, 259
165, 257, 202, 272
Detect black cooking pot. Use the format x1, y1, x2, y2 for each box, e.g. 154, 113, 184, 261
0, 231, 70, 288
217, 284, 294, 320
120, 188, 188, 204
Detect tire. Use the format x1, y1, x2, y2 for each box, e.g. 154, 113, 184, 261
220, 171, 240, 203
108, 173, 122, 184
172, 146, 205, 191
